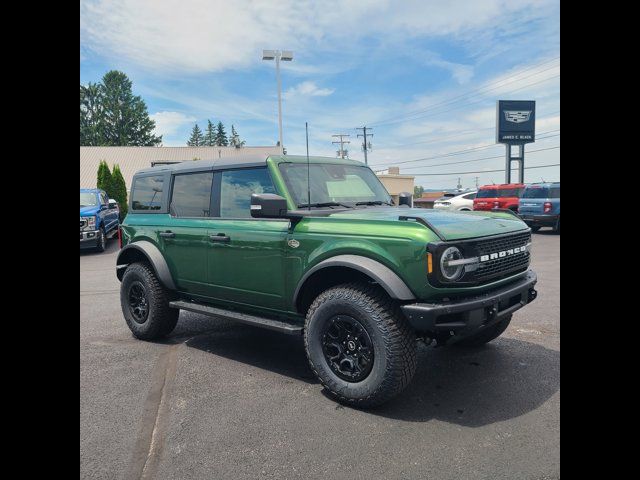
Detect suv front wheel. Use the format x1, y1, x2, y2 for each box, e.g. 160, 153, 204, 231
304, 283, 417, 408
120, 262, 179, 340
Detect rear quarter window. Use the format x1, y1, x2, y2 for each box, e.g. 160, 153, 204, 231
131, 175, 166, 212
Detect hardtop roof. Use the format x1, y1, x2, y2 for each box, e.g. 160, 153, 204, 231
132, 154, 365, 176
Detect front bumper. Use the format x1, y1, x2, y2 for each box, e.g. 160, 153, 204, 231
401, 270, 537, 335
519, 213, 559, 227
80, 230, 99, 248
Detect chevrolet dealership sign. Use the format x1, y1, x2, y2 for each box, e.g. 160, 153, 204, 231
496, 100, 535, 144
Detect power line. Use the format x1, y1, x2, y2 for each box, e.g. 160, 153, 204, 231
369, 58, 560, 127
375, 110, 560, 149
410, 162, 560, 176
369, 130, 560, 168
369, 57, 559, 126
371, 74, 560, 128
389, 139, 560, 171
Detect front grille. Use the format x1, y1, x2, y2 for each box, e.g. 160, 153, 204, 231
471, 231, 531, 283
80, 218, 88, 231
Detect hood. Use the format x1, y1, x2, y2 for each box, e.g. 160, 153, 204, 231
80, 205, 100, 216
327, 207, 527, 241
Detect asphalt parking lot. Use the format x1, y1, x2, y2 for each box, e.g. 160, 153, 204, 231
80, 230, 559, 480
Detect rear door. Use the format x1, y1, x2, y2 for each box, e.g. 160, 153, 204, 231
161, 171, 214, 295
205, 167, 289, 310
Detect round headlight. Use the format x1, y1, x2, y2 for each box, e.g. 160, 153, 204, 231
440, 246, 464, 281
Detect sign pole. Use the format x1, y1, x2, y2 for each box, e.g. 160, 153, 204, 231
505, 146, 511, 184
496, 100, 535, 185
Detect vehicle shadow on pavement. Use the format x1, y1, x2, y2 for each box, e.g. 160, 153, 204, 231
368, 337, 559, 426
174, 312, 558, 427
178, 315, 318, 384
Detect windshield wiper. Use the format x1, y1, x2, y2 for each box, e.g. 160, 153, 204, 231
355, 200, 394, 206
297, 202, 353, 209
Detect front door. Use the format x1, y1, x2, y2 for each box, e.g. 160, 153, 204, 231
206, 168, 289, 311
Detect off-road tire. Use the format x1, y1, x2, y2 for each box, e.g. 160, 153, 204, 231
95, 226, 107, 252
120, 262, 179, 340
304, 283, 417, 408
453, 314, 512, 347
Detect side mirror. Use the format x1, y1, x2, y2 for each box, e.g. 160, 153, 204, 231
251, 193, 288, 218
398, 192, 413, 207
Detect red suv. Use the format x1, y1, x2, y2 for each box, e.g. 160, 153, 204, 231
473, 183, 525, 212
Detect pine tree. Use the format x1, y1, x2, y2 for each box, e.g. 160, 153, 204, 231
98, 71, 162, 146
80, 83, 103, 146
187, 123, 205, 146
204, 119, 216, 146
228, 125, 245, 148
215, 121, 228, 146
111, 164, 128, 219
96, 160, 113, 193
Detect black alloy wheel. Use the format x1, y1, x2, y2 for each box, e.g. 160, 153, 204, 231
321, 315, 374, 382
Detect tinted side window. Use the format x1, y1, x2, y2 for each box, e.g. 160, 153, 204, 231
549, 187, 560, 198
100, 193, 108, 205
463, 193, 476, 200
132, 175, 165, 211
170, 172, 213, 217
219, 168, 276, 218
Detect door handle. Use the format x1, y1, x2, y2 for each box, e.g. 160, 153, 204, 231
209, 234, 230, 243
159, 231, 175, 238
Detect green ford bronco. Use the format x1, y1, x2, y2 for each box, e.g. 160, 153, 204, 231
116, 155, 537, 407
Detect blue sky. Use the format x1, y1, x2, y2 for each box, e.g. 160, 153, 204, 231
80, 0, 559, 190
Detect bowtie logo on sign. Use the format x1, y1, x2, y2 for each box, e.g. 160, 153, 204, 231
504, 111, 532, 123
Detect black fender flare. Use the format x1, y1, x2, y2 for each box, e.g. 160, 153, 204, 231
115, 241, 176, 290
293, 254, 416, 306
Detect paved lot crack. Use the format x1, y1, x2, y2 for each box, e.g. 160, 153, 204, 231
124, 343, 179, 480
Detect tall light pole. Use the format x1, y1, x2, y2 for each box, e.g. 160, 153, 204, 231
262, 49, 293, 153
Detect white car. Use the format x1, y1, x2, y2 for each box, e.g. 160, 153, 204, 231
433, 191, 477, 211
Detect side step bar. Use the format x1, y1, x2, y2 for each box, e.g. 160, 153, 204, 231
169, 300, 303, 335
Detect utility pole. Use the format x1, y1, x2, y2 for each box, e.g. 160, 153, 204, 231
474, 176, 479, 189
457, 177, 462, 190
332, 134, 351, 158
356, 126, 373, 165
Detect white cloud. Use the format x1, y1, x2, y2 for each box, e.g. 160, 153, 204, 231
150, 111, 196, 137
284, 81, 334, 99
422, 53, 474, 84
80, 0, 554, 73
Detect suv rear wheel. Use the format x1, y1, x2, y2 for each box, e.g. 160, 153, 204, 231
304, 283, 417, 408
120, 262, 179, 340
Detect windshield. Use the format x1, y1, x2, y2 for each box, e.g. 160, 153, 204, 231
80, 192, 98, 206
522, 186, 560, 198
476, 188, 523, 198
279, 163, 393, 207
